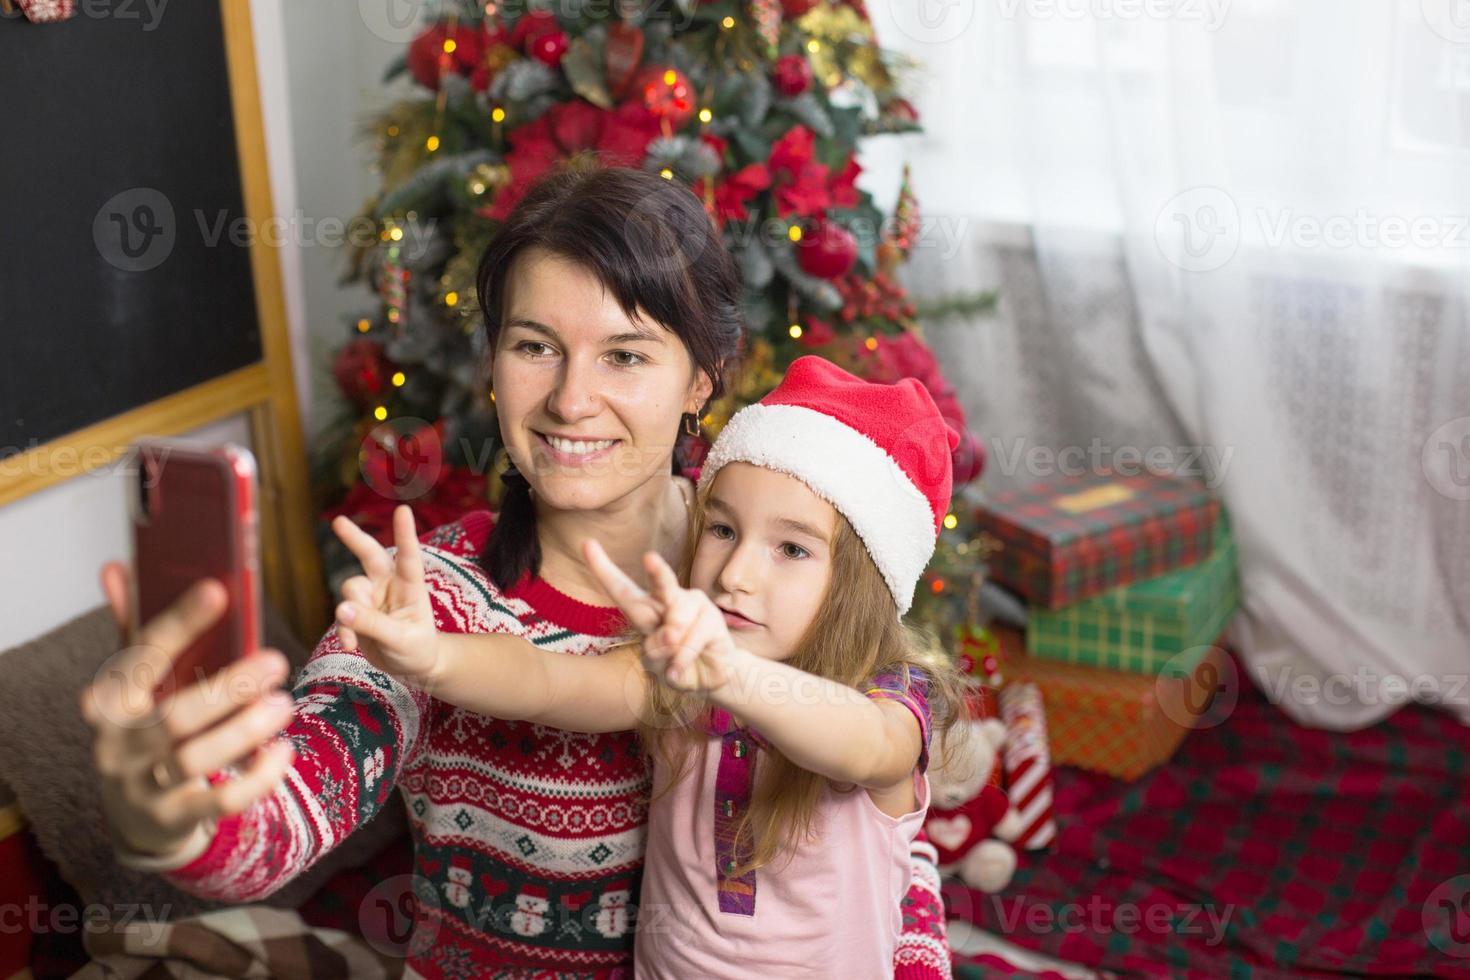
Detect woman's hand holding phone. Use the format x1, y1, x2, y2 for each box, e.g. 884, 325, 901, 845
81, 562, 297, 864
330, 505, 444, 691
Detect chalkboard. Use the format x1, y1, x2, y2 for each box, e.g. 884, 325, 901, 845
0, 0, 262, 460
0, 0, 328, 648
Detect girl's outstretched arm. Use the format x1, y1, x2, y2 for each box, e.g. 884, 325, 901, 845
711, 650, 924, 792
429, 634, 650, 734
581, 542, 924, 792
331, 505, 651, 734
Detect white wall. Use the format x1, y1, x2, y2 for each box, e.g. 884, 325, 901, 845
275, 2, 414, 444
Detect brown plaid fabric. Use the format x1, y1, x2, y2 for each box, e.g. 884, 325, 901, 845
72, 905, 403, 979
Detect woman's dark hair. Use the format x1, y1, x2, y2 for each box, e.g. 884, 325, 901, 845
473, 158, 745, 592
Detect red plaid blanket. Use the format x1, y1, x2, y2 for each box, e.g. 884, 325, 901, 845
948, 650, 1470, 978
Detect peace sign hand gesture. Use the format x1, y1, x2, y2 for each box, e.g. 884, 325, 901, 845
580, 540, 743, 694
330, 505, 443, 689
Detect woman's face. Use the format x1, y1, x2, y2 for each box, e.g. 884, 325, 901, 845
491, 247, 713, 511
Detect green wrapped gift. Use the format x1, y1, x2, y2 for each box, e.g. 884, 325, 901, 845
1026, 514, 1239, 674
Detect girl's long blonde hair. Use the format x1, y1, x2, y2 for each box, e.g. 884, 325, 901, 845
630, 472, 970, 878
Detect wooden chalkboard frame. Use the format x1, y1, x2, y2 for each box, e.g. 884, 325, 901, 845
0, 0, 327, 646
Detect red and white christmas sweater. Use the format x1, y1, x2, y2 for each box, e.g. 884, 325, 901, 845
160, 510, 952, 979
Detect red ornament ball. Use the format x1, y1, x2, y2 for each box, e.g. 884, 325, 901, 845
796, 219, 858, 280
509, 9, 560, 51
529, 29, 568, 67
333, 338, 390, 408
885, 97, 920, 124
952, 428, 987, 485
635, 65, 696, 127
773, 54, 813, 96
782, 0, 821, 17
359, 418, 445, 504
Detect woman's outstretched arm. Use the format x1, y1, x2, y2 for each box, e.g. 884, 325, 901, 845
332, 506, 651, 734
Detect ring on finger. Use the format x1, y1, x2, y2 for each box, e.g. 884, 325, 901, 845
149, 756, 181, 791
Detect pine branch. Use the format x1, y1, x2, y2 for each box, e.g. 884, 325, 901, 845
913, 289, 1000, 325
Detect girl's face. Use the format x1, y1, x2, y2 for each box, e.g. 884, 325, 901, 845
689, 462, 838, 663
491, 248, 713, 511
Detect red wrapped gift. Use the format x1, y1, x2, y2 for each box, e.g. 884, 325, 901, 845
974, 471, 1219, 609
999, 623, 1231, 781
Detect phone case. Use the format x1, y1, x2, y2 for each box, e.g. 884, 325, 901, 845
128, 438, 261, 701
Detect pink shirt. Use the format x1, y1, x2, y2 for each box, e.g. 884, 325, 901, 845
634, 670, 933, 978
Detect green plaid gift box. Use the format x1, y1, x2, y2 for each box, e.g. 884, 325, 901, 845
1027, 514, 1239, 674
974, 471, 1220, 609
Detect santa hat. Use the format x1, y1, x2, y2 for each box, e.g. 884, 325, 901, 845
696, 355, 957, 618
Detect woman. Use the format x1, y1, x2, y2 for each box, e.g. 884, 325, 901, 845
81, 163, 952, 978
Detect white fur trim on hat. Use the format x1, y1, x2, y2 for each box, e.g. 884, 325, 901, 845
696, 403, 937, 618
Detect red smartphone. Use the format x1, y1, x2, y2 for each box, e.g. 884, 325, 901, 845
128, 438, 262, 702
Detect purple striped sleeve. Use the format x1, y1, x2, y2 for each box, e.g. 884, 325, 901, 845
865, 666, 932, 774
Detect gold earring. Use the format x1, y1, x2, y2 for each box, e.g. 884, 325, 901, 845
682, 413, 700, 437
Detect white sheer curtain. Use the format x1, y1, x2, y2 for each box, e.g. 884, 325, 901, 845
873, 0, 1470, 730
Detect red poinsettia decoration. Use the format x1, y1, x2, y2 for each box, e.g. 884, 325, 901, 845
406, 22, 487, 90
333, 338, 393, 409
479, 100, 663, 222
764, 127, 865, 222
767, 125, 833, 219
323, 465, 489, 548
797, 315, 837, 348
321, 419, 490, 547
829, 153, 861, 209
692, 135, 774, 229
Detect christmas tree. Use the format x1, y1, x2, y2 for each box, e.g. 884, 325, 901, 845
313, 0, 998, 626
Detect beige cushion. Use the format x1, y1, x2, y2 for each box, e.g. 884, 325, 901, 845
0, 599, 407, 917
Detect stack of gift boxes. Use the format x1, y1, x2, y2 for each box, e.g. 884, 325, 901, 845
972, 471, 1240, 783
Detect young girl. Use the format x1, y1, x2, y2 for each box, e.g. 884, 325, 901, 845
332, 356, 967, 976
